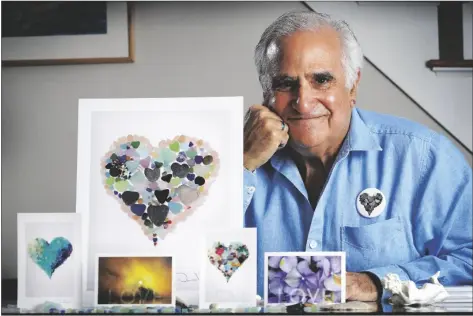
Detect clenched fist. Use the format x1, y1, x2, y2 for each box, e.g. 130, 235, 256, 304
244, 105, 289, 172
346, 272, 379, 302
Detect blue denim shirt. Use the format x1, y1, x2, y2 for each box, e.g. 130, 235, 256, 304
243, 107, 473, 300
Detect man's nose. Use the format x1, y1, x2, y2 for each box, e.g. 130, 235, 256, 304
292, 83, 315, 114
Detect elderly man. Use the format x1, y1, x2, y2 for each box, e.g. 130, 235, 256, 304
243, 11, 472, 303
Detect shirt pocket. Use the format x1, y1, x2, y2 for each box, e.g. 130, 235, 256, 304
341, 216, 416, 271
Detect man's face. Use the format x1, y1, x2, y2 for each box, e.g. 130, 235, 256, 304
271, 28, 356, 150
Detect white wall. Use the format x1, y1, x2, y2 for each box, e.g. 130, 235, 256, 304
306, 1, 473, 151
357, 59, 472, 166
1, 1, 471, 280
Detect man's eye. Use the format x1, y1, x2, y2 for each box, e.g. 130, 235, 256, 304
313, 74, 333, 85
273, 78, 298, 92
275, 83, 293, 91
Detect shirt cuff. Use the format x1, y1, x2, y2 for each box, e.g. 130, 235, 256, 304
243, 168, 257, 211
364, 265, 410, 304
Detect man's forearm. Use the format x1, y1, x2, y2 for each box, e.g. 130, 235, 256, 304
365, 251, 472, 301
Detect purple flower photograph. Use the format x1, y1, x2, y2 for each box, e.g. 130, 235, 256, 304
266, 253, 345, 305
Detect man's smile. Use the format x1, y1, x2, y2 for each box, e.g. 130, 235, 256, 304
287, 115, 328, 120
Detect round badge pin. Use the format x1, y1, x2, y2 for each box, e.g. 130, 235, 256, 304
356, 188, 386, 218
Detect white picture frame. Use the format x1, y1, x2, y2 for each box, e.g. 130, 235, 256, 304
2, 2, 134, 66
76, 97, 244, 307
199, 228, 257, 310
17, 213, 82, 309
264, 251, 346, 306
94, 254, 176, 308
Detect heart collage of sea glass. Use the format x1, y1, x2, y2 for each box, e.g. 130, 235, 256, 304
208, 241, 249, 282
102, 135, 219, 245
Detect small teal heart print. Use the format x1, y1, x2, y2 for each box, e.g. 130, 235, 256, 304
27, 237, 73, 278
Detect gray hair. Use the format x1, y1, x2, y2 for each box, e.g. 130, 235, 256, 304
254, 11, 364, 101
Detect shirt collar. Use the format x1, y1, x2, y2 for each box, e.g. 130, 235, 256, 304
347, 107, 383, 152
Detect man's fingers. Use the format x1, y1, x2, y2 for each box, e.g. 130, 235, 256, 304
249, 104, 268, 113
257, 121, 286, 140
278, 128, 289, 141
281, 130, 289, 143
345, 273, 355, 300
256, 117, 289, 148
278, 132, 290, 148
281, 120, 289, 133
346, 288, 356, 301
345, 272, 378, 302
258, 117, 283, 130
249, 104, 285, 121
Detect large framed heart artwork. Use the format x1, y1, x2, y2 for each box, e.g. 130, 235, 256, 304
76, 97, 243, 306
17, 213, 82, 309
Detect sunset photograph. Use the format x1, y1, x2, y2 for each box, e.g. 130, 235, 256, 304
96, 256, 173, 305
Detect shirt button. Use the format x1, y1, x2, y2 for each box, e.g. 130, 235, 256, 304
248, 186, 255, 193
309, 240, 318, 249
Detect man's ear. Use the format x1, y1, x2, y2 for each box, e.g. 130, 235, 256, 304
349, 69, 361, 106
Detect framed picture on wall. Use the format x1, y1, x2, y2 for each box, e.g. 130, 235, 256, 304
17, 213, 82, 309
1, 2, 134, 66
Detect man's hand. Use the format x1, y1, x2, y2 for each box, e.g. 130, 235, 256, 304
244, 104, 289, 172
346, 272, 379, 302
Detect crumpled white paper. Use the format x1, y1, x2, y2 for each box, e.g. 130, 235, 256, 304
382, 271, 449, 306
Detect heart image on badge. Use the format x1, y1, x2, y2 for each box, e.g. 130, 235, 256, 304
356, 188, 386, 218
